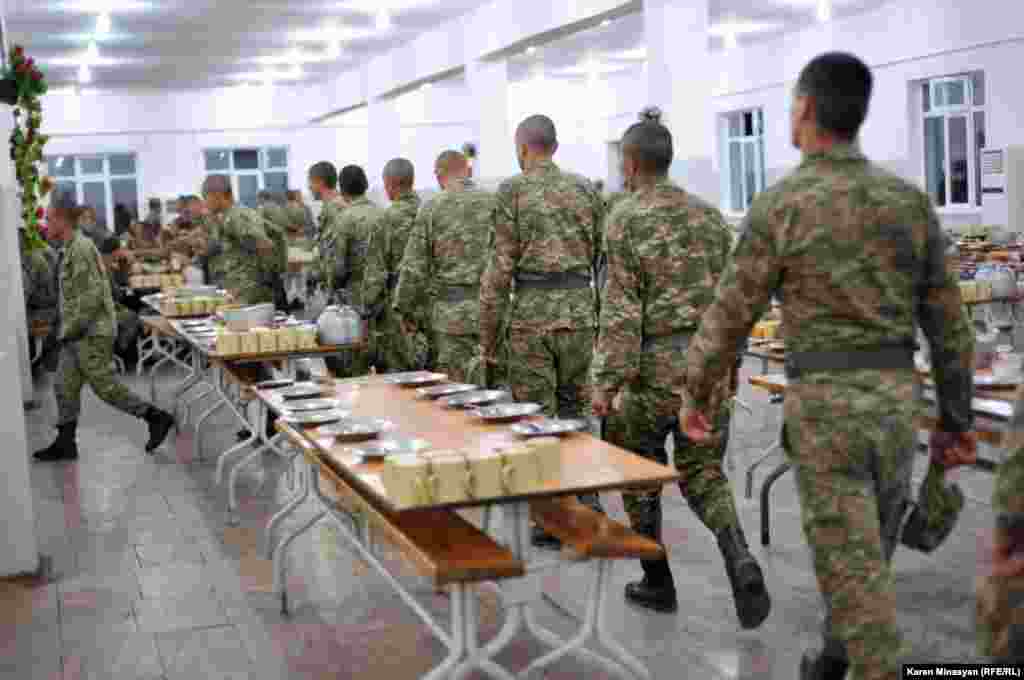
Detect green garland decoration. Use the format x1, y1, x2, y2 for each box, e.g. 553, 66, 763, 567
6, 45, 50, 251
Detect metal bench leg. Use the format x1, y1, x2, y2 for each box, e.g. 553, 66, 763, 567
760, 462, 792, 546
264, 454, 308, 559
272, 506, 327, 616
422, 586, 469, 680
745, 441, 781, 499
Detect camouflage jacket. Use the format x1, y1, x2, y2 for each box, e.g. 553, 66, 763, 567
258, 204, 289, 276
363, 191, 421, 318
327, 196, 383, 307
211, 205, 274, 305
479, 159, 604, 352
591, 179, 731, 395
682, 142, 974, 432
166, 217, 209, 259
315, 196, 349, 289
21, 237, 58, 312
393, 178, 495, 335
59, 230, 117, 341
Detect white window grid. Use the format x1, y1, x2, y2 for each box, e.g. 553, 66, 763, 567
42, 153, 140, 233
720, 108, 766, 214
921, 73, 985, 209
203, 147, 289, 208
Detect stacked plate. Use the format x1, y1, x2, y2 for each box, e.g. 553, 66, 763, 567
471, 403, 542, 422
280, 409, 348, 425
441, 390, 508, 409
315, 417, 395, 442
510, 418, 588, 437
384, 371, 448, 387
416, 383, 478, 400
344, 437, 432, 460
281, 398, 343, 413
278, 383, 329, 400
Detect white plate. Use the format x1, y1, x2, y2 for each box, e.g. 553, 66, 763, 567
315, 417, 394, 442
416, 383, 478, 399
258, 378, 295, 390
385, 371, 448, 387
974, 373, 1022, 388
472, 403, 543, 421
510, 418, 588, 437
279, 383, 328, 400
281, 410, 346, 426
281, 399, 343, 413
347, 438, 432, 460
443, 390, 509, 409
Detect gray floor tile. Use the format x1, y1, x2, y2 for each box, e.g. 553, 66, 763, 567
157, 625, 253, 680
134, 592, 230, 634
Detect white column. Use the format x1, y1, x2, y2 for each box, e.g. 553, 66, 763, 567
0, 106, 41, 575
466, 59, 518, 183
367, 96, 401, 195
644, 0, 714, 190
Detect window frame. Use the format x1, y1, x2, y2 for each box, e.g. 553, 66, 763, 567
202, 146, 289, 208
42, 151, 141, 231
719, 108, 766, 215
920, 72, 986, 210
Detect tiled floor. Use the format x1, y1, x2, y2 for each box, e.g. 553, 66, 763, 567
5, 357, 1001, 679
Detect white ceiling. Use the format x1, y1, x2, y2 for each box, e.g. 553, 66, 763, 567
6, 0, 893, 92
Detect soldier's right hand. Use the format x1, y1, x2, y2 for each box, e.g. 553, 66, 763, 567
929, 430, 978, 469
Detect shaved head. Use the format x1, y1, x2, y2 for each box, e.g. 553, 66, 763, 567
622, 120, 673, 176
515, 115, 558, 150
382, 157, 415, 188
435, 150, 468, 177
202, 174, 232, 197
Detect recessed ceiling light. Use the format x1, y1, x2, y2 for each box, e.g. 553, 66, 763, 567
96, 12, 111, 34
86, 40, 100, 61
376, 9, 392, 31
600, 19, 611, 27
289, 64, 302, 79
58, 1, 150, 10
606, 46, 646, 61
78, 63, 92, 84
816, 0, 832, 22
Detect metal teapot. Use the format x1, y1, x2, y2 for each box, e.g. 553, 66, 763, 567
316, 305, 363, 346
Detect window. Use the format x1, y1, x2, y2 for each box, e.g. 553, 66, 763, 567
203, 147, 289, 208
921, 72, 986, 208
720, 109, 766, 213
43, 152, 140, 231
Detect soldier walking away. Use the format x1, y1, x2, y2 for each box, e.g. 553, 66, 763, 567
394, 150, 495, 382
34, 195, 175, 462
478, 114, 606, 547
591, 109, 770, 626
678, 53, 976, 680
363, 158, 422, 373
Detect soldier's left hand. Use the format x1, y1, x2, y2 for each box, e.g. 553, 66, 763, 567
592, 390, 614, 417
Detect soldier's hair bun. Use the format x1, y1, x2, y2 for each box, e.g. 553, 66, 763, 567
638, 106, 663, 124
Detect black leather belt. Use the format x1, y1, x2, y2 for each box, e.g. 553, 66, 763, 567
441, 284, 479, 304
516, 271, 591, 291
386, 272, 399, 291
641, 331, 694, 352
785, 347, 914, 379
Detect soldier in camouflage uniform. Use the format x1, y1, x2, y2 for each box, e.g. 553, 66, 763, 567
202, 175, 276, 305
33, 196, 175, 462
166, 196, 210, 260
479, 115, 606, 544
678, 54, 976, 680
21, 228, 59, 370
99, 238, 142, 363
363, 158, 422, 373
308, 162, 344, 291
977, 394, 1024, 661
257, 192, 290, 309
394, 150, 495, 382
591, 113, 770, 626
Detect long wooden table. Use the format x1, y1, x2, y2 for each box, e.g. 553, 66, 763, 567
259, 376, 680, 680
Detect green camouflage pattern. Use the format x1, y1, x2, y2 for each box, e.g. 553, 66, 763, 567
315, 197, 348, 290
393, 178, 496, 336
434, 333, 480, 384
56, 335, 149, 425
325, 196, 382, 308
166, 219, 209, 259
508, 327, 594, 417
59, 230, 116, 342
682, 142, 975, 680
21, 234, 58, 321
978, 399, 1024, 660
363, 191, 421, 372
479, 159, 604, 353
591, 178, 737, 539
213, 205, 274, 305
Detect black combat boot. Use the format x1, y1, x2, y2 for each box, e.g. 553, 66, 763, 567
142, 406, 175, 454
34, 421, 79, 462
624, 558, 678, 613
717, 524, 772, 629
799, 649, 849, 680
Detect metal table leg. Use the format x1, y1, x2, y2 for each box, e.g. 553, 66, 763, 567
745, 441, 781, 499
264, 454, 309, 559
760, 462, 792, 546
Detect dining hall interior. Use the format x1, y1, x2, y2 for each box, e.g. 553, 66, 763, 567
0, 0, 1021, 678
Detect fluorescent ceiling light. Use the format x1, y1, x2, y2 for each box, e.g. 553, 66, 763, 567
326, 42, 342, 59
526, 46, 536, 55
78, 63, 92, 84
420, 82, 431, 90
96, 12, 111, 34
292, 26, 371, 42
708, 20, 782, 36
58, 1, 151, 10
605, 46, 646, 61
45, 55, 123, 67
86, 40, 100, 61
816, 0, 833, 21
552, 63, 630, 76
228, 69, 303, 82
724, 31, 738, 49
600, 19, 611, 27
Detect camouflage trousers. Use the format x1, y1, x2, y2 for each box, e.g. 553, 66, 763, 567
56, 335, 150, 426
611, 385, 738, 543
369, 311, 416, 374
786, 371, 916, 680
507, 327, 594, 418
435, 333, 479, 384
115, 304, 141, 354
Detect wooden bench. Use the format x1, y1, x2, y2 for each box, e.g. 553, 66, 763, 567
280, 422, 526, 587
530, 496, 665, 562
